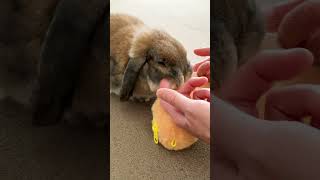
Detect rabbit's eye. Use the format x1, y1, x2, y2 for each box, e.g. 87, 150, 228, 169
158, 61, 166, 66
157, 59, 166, 66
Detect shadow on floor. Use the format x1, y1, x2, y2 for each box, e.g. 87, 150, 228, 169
0, 98, 108, 180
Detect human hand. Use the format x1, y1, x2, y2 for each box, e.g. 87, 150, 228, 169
193, 48, 210, 80
156, 77, 210, 144
213, 48, 320, 180
265, 0, 320, 64
220, 48, 314, 116
264, 84, 320, 128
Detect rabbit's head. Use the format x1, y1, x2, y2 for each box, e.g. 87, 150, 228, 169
120, 28, 192, 101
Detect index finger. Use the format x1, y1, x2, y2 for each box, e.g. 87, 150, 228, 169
178, 77, 208, 95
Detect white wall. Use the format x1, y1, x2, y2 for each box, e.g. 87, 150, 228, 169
110, 0, 210, 64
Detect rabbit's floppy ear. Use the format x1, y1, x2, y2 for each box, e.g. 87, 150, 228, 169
120, 57, 147, 101
32, 0, 109, 126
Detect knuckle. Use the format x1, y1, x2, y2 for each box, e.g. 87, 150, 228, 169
184, 103, 195, 113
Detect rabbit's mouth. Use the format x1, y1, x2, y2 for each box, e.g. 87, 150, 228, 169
145, 65, 187, 92
146, 76, 178, 93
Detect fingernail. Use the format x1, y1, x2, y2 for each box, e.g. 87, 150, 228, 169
157, 88, 171, 98
156, 88, 164, 97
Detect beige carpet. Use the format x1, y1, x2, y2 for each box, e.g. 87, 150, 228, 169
110, 0, 210, 179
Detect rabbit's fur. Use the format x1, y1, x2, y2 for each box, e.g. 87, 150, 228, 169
110, 14, 192, 101
0, 0, 59, 105
0, 0, 109, 127
213, 0, 265, 89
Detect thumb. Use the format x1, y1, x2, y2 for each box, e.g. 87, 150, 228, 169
157, 88, 192, 112
159, 100, 187, 128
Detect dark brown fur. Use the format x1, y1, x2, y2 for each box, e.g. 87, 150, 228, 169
0, 0, 58, 104
0, 0, 109, 128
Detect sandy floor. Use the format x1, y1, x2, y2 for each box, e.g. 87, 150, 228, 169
110, 0, 210, 179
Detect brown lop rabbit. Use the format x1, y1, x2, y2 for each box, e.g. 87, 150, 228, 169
110, 14, 192, 102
